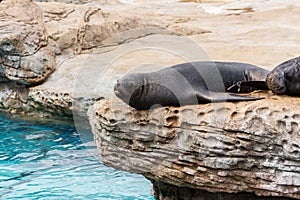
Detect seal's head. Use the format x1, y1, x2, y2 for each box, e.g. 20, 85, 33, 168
114, 73, 145, 106
267, 69, 287, 94
267, 57, 300, 96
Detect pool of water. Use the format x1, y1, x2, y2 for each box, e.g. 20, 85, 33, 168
0, 114, 154, 200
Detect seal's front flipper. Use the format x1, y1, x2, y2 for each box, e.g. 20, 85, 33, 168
227, 81, 269, 93
197, 91, 264, 103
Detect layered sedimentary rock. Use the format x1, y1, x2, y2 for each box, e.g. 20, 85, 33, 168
0, 0, 55, 85
89, 95, 300, 199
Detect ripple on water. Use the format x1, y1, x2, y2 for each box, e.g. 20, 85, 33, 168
0, 114, 154, 200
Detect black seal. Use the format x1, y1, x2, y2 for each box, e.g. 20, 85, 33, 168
267, 56, 300, 96
115, 61, 269, 110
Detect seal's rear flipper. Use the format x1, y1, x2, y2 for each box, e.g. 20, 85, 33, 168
227, 81, 269, 93
224, 93, 264, 102
198, 91, 264, 103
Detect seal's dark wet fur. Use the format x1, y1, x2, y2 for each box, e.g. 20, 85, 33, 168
115, 61, 269, 110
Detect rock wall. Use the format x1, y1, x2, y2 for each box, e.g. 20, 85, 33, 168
151, 180, 295, 200
0, 0, 55, 86
89, 95, 300, 199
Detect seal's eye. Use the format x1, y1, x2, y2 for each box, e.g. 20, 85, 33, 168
127, 81, 135, 88
284, 72, 289, 79
284, 72, 291, 80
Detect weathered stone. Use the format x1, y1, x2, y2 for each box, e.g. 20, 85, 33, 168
4, 48, 56, 85
0, 0, 55, 85
29, 88, 73, 117
0, 0, 46, 56
0, 82, 73, 119
151, 180, 295, 200
38, 1, 202, 55
0, 83, 29, 113
89, 95, 300, 199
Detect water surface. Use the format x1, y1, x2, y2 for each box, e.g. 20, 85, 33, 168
0, 114, 154, 199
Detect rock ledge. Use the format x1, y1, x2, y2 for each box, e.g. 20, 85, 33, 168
89, 95, 300, 199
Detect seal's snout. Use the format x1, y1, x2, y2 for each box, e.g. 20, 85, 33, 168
116, 80, 121, 88
114, 80, 122, 97
114, 74, 145, 108
114, 80, 120, 92
114, 76, 140, 99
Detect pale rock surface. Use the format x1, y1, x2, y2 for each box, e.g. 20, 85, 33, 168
1, 0, 300, 117
20, 0, 211, 117
0, 0, 208, 116
35, 0, 118, 4
31, 0, 300, 118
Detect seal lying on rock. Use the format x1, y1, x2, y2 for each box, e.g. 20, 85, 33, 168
114, 61, 269, 110
267, 56, 300, 96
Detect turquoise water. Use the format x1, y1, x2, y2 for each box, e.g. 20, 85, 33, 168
0, 114, 154, 200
